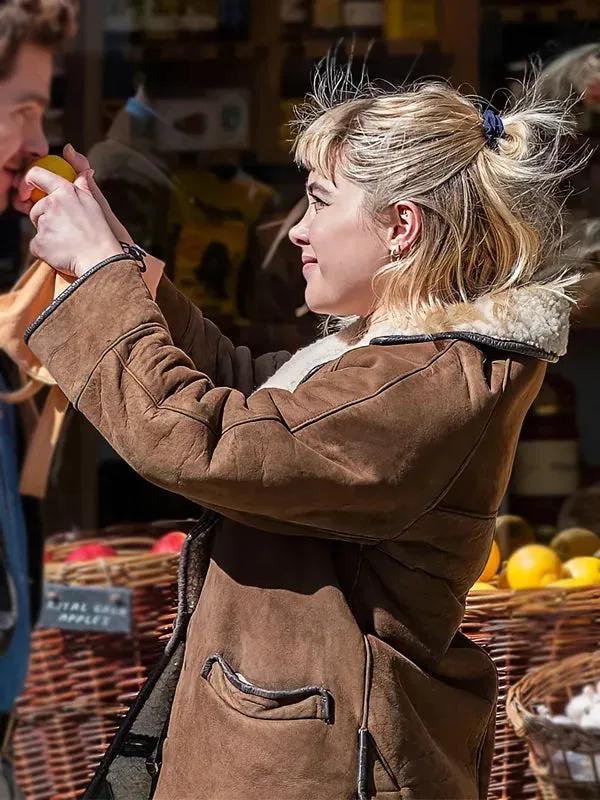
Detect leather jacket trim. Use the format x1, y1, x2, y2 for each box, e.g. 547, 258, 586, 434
83, 510, 219, 799
369, 332, 558, 363
24, 254, 140, 344
201, 653, 335, 725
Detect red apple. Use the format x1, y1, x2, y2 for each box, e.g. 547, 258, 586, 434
151, 531, 187, 555
65, 544, 118, 563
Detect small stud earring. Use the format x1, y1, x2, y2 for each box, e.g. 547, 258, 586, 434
390, 245, 402, 260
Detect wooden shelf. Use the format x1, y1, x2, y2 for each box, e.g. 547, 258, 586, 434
124, 40, 255, 63
300, 37, 424, 60
122, 36, 426, 64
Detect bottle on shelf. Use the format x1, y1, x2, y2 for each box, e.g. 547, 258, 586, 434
312, 0, 343, 33
342, 1, 384, 35
510, 373, 580, 544
384, 0, 438, 41
105, 0, 144, 32
180, 0, 219, 32
143, 0, 180, 35
281, 0, 310, 36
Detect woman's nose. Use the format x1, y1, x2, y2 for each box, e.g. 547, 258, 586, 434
289, 214, 310, 247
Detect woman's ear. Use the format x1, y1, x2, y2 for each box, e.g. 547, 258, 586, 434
387, 201, 421, 254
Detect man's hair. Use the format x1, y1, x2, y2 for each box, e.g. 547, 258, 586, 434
0, 0, 77, 80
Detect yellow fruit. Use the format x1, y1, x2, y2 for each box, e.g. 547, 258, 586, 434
478, 540, 501, 582
548, 577, 591, 588
562, 557, 600, 585
550, 528, 600, 561
470, 582, 497, 592
506, 545, 563, 590
495, 515, 535, 559
29, 155, 76, 203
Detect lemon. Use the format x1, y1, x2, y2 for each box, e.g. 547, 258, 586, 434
478, 540, 501, 582
562, 557, 600, 585
469, 582, 497, 592
548, 577, 592, 588
506, 545, 563, 590
495, 515, 535, 560
30, 155, 76, 203
550, 528, 600, 561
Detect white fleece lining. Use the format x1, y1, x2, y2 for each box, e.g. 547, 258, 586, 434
260, 285, 570, 393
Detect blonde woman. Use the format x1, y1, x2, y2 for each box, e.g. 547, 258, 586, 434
21, 75, 583, 800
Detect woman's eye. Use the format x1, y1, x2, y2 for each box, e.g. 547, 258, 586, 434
310, 196, 327, 211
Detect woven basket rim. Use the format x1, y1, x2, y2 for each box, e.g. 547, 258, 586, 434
466, 583, 600, 617
507, 650, 600, 752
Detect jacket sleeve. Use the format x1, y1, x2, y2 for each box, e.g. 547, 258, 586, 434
155, 275, 290, 394
27, 260, 496, 543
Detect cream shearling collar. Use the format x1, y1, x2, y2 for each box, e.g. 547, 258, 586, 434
260, 285, 571, 392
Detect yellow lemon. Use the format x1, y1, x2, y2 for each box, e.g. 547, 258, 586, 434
478, 540, 501, 582
548, 577, 591, 588
562, 557, 600, 585
30, 155, 76, 203
550, 528, 600, 561
469, 582, 497, 592
506, 545, 563, 590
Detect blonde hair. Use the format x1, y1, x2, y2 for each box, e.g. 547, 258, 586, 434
293, 68, 589, 328
538, 43, 600, 100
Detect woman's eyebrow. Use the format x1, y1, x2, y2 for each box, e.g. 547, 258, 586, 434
307, 181, 333, 198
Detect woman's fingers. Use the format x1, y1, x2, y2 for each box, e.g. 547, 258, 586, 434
30, 194, 51, 230
63, 143, 90, 174
26, 166, 71, 197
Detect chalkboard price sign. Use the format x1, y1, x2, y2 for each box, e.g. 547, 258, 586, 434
37, 583, 132, 635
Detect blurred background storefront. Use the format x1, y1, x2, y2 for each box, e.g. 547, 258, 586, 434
4, 0, 598, 541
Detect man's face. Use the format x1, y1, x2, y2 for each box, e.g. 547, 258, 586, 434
0, 44, 51, 213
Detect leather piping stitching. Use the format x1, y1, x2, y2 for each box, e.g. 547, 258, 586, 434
105, 350, 219, 438
221, 415, 284, 435
370, 332, 558, 363
24, 255, 137, 343
290, 342, 458, 434
119, 734, 157, 759
388, 358, 509, 543
435, 505, 497, 521
201, 653, 334, 725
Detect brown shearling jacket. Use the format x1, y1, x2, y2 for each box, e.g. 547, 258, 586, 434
25, 256, 569, 799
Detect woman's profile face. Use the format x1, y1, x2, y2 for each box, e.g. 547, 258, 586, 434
289, 170, 390, 317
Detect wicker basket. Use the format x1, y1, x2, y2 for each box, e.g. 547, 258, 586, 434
507, 650, 600, 800
462, 585, 600, 800
13, 520, 194, 800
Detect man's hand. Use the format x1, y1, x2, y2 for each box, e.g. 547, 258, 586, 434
26, 165, 122, 278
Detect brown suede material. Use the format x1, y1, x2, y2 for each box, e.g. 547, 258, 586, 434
28, 260, 547, 799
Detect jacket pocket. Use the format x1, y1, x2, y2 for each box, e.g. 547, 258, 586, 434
201, 654, 334, 724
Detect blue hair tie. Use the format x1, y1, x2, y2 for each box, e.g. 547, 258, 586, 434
482, 109, 504, 151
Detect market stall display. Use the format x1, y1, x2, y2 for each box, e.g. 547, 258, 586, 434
463, 518, 600, 799
12, 520, 191, 800
508, 650, 600, 799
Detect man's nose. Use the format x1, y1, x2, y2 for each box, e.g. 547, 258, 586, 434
23, 121, 49, 162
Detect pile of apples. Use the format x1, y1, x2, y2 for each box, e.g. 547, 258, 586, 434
470, 517, 600, 593
45, 531, 187, 565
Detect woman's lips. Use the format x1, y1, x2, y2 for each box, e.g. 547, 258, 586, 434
302, 258, 318, 275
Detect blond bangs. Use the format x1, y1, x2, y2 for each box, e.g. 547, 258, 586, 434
289, 64, 588, 328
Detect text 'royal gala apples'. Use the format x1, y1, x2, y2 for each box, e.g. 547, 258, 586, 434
29, 155, 76, 203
